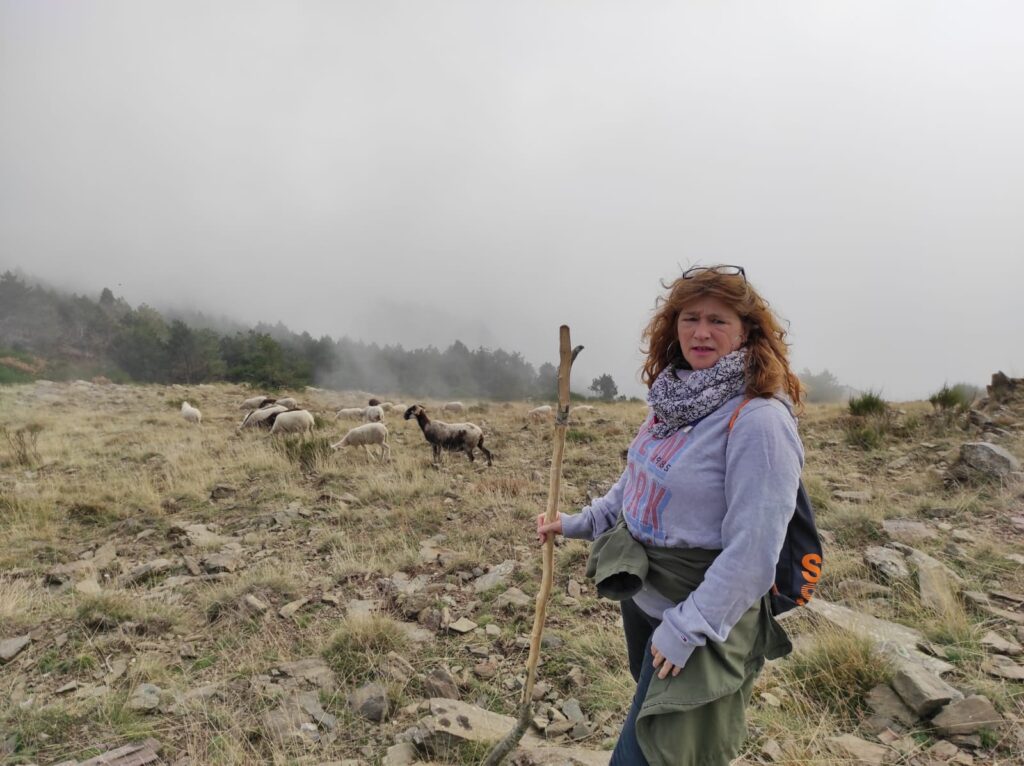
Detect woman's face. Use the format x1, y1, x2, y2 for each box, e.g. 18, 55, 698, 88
676, 296, 746, 370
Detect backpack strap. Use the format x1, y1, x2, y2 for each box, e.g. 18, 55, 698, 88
727, 398, 753, 432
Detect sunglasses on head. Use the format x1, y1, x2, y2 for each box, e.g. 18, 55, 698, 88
680, 264, 746, 282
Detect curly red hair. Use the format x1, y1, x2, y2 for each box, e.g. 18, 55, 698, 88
640, 268, 803, 408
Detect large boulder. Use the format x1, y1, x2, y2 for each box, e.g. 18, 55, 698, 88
947, 442, 1020, 483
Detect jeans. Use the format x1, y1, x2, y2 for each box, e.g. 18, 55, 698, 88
609, 599, 661, 766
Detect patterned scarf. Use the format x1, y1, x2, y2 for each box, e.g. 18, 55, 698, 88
646, 349, 748, 438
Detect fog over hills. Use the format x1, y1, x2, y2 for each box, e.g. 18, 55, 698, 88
2, 3, 1023, 399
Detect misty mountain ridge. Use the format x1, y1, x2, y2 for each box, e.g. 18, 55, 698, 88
0, 270, 580, 399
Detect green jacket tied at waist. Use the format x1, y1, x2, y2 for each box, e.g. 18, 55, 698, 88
586, 518, 792, 766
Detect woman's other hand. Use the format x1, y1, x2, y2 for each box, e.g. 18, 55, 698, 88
536, 513, 563, 544
651, 643, 683, 679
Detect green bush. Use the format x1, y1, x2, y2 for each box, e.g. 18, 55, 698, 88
848, 390, 888, 417
929, 383, 977, 413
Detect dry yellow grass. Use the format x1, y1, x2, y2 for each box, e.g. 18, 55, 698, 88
1, 381, 1022, 764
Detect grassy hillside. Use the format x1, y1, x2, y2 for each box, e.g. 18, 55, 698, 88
0, 382, 1021, 765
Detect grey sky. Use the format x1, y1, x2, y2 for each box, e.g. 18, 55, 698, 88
2, 2, 1022, 400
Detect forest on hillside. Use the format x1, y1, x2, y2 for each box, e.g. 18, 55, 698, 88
0, 272, 563, 398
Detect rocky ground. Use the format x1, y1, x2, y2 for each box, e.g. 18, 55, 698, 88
0, 377, 1022, 765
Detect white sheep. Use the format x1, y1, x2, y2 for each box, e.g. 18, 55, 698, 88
363, 405, 384, 423
180, 401, 202, 424
571, 405, 597, 416
269, 409, 316, 436
275, 397, 298, 410
335, 407, 365, 421
239, 404, 288, 430
331, 422, 391, 462
441, 401, 466, 415
240, 395, 273, 411
528, 405, 553, 423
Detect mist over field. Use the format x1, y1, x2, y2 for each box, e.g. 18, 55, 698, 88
3, 2, 1024, 399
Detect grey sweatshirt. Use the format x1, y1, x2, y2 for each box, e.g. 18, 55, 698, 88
560, 393, 803, 670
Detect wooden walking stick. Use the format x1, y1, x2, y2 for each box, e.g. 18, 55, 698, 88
483, 326, 583, 766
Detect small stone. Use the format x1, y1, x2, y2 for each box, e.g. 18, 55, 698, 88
484, 623, 501, 637
980, 654, 1024, 680
200, 554, 238, 574
473, 560, 516, 593
242, 594, 269, 614
864, 547, 911, 583
473, 661, 498, 679
382, 742, 418, 766
209, 484, 237, 500
278, 598, 310, 619
759, 692, 782, 708
826, 734, 888, 765
866, 684, 917, 726
347, 682, 389, 722
882, 519, 937, 543
128, 683, 163, 712
892, 665, 962, 716
494, 587, 532, 610
566, 580, 583, 599
932, 695, 1003, 736
980, 630, 1023, 656
0, 635, 31, 663
423, 668, 459, 699
448, 617, 478, 634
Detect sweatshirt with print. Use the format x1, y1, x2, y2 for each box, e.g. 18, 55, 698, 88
559, 393, 803, 671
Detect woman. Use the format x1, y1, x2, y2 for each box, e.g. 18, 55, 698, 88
537, 265, 803, 766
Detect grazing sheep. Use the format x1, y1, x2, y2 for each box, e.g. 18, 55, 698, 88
441, 401, 465, 415
335, 407, 365, 421
331, 422, 391, 462
275, 397, 298, 410
571, 405, 597, 416
403, 404, 492, 466
240, 395, 274, 411
239, 404, 288, 430
363, 405, 384, 423
389, 403, 408, 415
180, 401, 202, 424
268, 409, 315, 436
528, 405, 553, 423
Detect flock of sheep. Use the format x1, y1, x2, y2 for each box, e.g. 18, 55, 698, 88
178, 394, 527, 466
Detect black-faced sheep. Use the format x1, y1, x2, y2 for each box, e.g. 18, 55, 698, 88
331, 422, 391, 462
239, 404, 288, 430
403, 404, 492, 466
364, 405, 384, 423
181, 401, 202, 424
240, 395, 274, 411
268, 409, 315, 436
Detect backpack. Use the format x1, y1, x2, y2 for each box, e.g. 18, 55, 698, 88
728, 399, 823, 616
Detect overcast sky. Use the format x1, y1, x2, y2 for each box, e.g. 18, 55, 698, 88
2, 2, 1022, 400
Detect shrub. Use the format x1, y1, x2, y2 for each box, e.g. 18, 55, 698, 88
845, 421, 885, 450
848, 390, 888, 417
322, 614, 410, 685
929, 383, 977, 413
780, 629, 895, 725
273, 435, 335, 473
2, 423, 43, 467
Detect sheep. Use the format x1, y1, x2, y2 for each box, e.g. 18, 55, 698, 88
335, 407, 365, 421
528, 405, 553, 423
180, 401, 202, 424
240, 395, 274, 411
275, 397, 298, 410
403, 404, 492, 466
571, 405, 597, 416
331, 422, 391, 462
363, 405, 384, 423
441, 401, 465, 415
239, 404, 288, 430
268, 409, 315, 436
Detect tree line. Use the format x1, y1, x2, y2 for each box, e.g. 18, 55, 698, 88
0, 272, 602, 399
